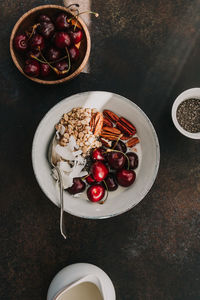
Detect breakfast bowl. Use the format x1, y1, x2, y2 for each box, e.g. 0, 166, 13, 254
32, 91, 160, 219
172, 88, 200, 139
10, 5, 91, 84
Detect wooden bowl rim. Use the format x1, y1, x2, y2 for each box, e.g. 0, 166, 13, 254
10, 4, 91, 85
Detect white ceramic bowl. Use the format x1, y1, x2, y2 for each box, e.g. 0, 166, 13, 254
172, 88, 200, 139
32, 91, 160, 219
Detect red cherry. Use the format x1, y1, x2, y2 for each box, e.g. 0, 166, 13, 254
125, 152, 139, 170
24, 59, 40, 77
91, 148, 105, 162
27, 48, 40, 59
46, 47, 61, 61
55, 13, 70, 30
25, 58, 33, 64
38, 14, 52, 23
85, 175, 96, 185
69, 45, 80, 61
40, 63, 51, 77
91, 161, 109, 182
87, 184, 105, 202
104, 173, 118, 191
66, 178, 86, 194
111, 140, 127, 153
29, 34, 45, 51
69, 28, 83, 44
14, 34, 28, 52
38, 21, 55, 39
116, 169, 136, 187
107, 151, 126, 170
55, 60, 68, 73
54, 31, 71, 49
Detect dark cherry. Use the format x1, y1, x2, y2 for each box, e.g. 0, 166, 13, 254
54, 31, 71, 49
91, 161, 109, 182
51, 32, 57, 44
112, 140, 127, 153
66, 178, 86, 195
69, 45, 80, 61
29, 34, 45, 51
27, 48, 40, 59
25, 58, 32, 64
116, 169, 136, 187
104, 173, 118, 191
47, 47, 61, 61
24, 59, 40, 77
14, 34, 28, 52
55, 13, 70, 30
69, 27, 83, 44
38, 21, 55, 39
125, 152, 139, 170
55, 60, 68, 72
85, 175, 96, 185
38, 14, 51, 23
91, 148, 105, 162
107, 152, 126, 170
40, 63, 51, 77
87, 184, 105, 202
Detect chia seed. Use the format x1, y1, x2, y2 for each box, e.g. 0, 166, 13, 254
176, 98, 200, 133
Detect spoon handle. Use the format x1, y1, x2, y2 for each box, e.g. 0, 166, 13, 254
56, 167, 67, 239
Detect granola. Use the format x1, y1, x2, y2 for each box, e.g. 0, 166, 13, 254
55, 107, 102, 156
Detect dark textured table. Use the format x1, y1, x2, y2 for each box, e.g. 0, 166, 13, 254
1, 0, 200, 299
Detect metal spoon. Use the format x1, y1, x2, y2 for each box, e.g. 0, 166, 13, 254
48, 136, 67, 239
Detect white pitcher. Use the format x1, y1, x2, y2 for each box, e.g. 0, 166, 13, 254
47, 263, 116, 300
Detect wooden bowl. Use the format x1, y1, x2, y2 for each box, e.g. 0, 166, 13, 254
10, 5, 91, 84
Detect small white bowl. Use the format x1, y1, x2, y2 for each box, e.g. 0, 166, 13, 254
172, 88, 200, 139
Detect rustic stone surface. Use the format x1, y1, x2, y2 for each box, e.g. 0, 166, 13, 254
1, 0, 200, 299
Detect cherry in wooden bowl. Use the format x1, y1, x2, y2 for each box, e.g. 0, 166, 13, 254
10, 5, 91, 84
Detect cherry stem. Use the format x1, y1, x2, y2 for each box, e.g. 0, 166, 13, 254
37, 49, 59, 75
32, 47, 71, 75
106, 148, 130, 170
68, 9, 79, 31
26, 23, 40, 40
73, 19, 79, 31
76, 10, 99, 18
31, 54, 69, 65
66, 3, 79, 9
31, 55, 46, 64
82, 174, 89, 180
99, 180, 108, 204
66, 3, 80, 29
68, 10, 99, 22
60, 47, 71, 74
112, 134, 123, 150
51, 55, 69, 64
